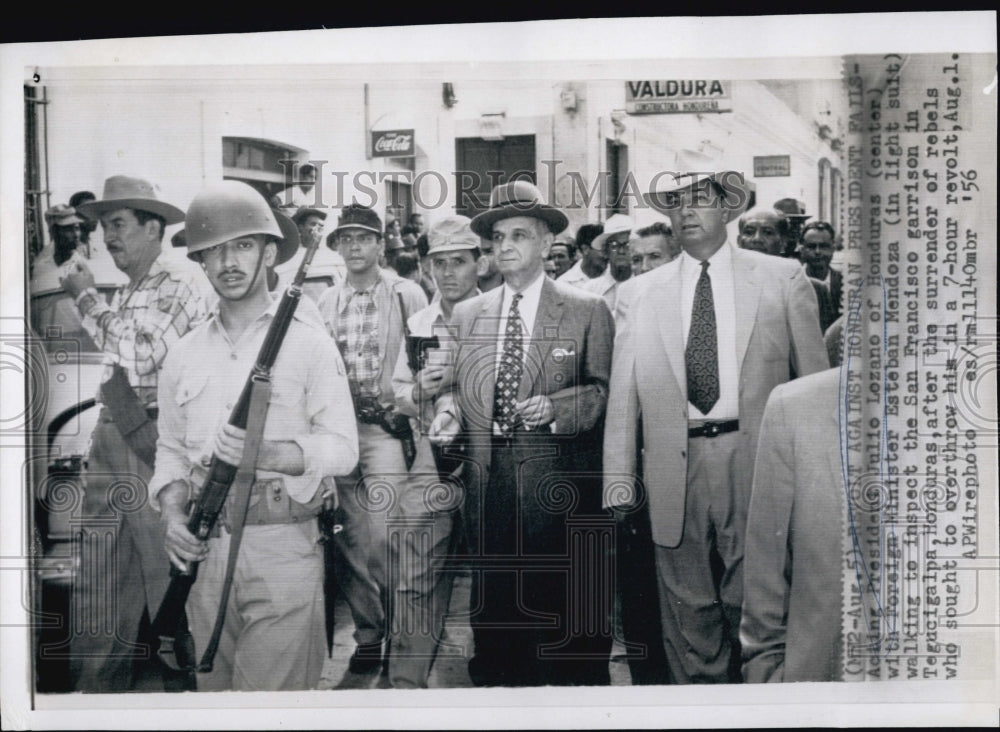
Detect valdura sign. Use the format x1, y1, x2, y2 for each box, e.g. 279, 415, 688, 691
371, 129, 415, 157
625, 80, 732, 114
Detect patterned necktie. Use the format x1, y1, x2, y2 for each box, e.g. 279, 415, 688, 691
493, 293, 524, 436
686, 260, 720, 414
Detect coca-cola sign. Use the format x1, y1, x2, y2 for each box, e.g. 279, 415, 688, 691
371, 129, 415, 158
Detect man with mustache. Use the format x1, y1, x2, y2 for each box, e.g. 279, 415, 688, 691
580, 213, 635, 312
152, 181, 358, 691
317, 203, 428, 674
59, 175, 209, 691
798, 221, 842, 322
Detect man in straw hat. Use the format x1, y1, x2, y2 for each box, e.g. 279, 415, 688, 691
317, 203, 428, 675
603, 152, 828, 683
58, 175, 210, 691
580, 213, 636, 313
388, 214, 486, 688
150, 180, 358, 691
429, 180, 615, 686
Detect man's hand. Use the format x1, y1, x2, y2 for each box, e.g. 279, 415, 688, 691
516, 396, 554, 429
159, 482, 208, 571
428, 410, 460, 445
213, 423, 246, 466
59, 259, 95, 300
415, 364, 447, 402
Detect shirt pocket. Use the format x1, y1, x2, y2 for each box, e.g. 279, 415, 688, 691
175, 371, 210, 409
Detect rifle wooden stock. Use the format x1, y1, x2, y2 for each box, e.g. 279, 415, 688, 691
152, 232, 322, 669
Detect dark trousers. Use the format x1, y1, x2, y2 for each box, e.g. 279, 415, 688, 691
67, 408, 176, 692
615, 500, 671, 685
466, 442, 613, 687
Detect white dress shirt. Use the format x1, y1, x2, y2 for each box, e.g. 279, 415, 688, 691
680, 241, 739, 421
555, 260, 591, 288
580, 266, 622, 314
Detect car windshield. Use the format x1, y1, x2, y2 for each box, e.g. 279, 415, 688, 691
302, 276, 334, 303
30, 288, 116, 354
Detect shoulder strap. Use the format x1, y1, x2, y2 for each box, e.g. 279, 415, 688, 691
197, 377, 272, 672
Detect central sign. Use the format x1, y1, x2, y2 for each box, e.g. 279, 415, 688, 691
371, 129, 415, 158
625, 80, 732, 115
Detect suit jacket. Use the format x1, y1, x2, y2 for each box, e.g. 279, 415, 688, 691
810, 277, 837, 334
437, 275, 614, 550
740, 367, 844, 682
604, 245, 829, 548
317, 267, 427, 412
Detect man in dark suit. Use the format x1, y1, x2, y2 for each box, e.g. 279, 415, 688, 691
798, 221, 843, 322
738, 207, 836, 333
604, 154, 829, 684
430, 180, 615, 687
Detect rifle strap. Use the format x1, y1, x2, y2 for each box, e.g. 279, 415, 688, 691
197, 378, 272, 673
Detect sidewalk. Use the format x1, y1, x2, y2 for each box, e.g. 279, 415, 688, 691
318, 573, 631, 690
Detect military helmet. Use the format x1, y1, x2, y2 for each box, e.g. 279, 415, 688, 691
182, 180, 299, 264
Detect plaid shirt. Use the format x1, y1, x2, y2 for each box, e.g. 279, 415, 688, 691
77, 253, 209, 407
332, 273, 383, 399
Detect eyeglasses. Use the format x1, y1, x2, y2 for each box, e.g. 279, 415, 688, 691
337, 232, 379, 246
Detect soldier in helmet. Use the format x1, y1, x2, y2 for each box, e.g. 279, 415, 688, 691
150, 180, 359, 691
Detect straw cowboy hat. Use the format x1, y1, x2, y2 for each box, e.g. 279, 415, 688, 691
76, 175, 185, 225
643, 149, 752, 218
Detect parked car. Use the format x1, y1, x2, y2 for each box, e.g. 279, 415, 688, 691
274, 244, 346, 301
29, 256, 127, 691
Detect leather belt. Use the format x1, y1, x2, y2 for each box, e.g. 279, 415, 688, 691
688, 419, 739, 439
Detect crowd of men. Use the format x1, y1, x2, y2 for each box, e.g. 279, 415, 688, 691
36, 152, 851, 692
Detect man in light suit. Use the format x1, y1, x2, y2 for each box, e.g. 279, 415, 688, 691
604, 157, 829, 684
431, 180, 615, 687
740, 367, 845, 682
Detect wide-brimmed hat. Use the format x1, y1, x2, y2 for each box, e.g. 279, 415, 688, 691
427, 215, 481, 255
76, 175, 185, 224
45, 204, 84, 227
773, 196, 807, 217
470, 180, 568, 238
179, 180, 299, 265
643, 150, 751, 218
591, 213, 634, 251
291, 206, 327, 225
333, 204, 383, 238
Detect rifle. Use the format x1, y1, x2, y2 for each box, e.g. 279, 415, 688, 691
152, 230, 323, 674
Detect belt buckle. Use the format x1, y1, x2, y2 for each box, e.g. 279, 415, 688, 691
706, 422, 721, 437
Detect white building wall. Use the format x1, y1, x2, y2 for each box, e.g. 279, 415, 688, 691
40, 72, 843, 249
